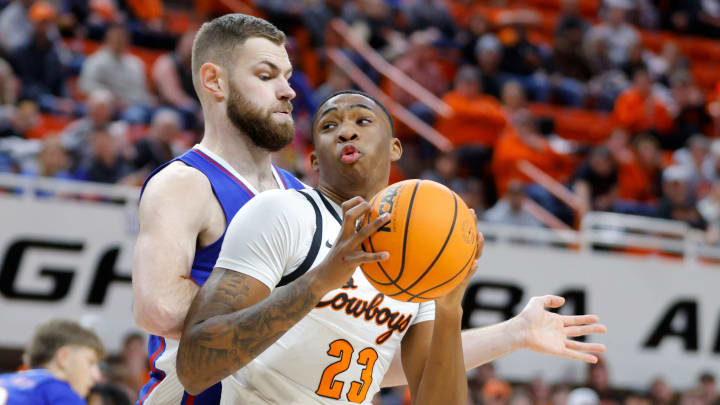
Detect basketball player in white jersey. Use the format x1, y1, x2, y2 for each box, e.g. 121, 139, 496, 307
176, 91, 607, 403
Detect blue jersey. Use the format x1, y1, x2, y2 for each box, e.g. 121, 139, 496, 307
136, 146, 305, 405
0, 369, 85, 405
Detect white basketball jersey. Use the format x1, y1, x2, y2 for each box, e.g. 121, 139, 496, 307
215, 189, 435, 404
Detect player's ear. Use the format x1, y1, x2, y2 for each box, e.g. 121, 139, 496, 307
200, 62, 225, 102
310, 151, 320, 172
389, 137, 402, 162
54, 346, 71, 370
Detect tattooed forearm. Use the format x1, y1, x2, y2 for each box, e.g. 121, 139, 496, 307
176, 268, 326, 395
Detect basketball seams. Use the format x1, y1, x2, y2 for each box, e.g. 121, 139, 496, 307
395, 180, 421, 284
387, 191, 459, 298
363, 186, 399, 286
408, 238, 478, 301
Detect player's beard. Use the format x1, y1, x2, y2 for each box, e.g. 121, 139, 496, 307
226, 82, 294, 152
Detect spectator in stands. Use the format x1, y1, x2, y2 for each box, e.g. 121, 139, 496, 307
0, 319, 104, 404
672, 135, 713, 196
556, 0, 590, 35
649, 377, 674, 405
342, 0, 399, 53
388, 29, 448, 122
0, 99, 39, 139
484, 179, 543, 228
553, 13, 593, 83
0, 0, 34, 54
24, 136, 75, 180
572, 146, 619, 212
552, 385, 571, 405
0, 58, 18, 108
436, 65, 507, 150
402, 0, 457, 39
457, 13, 491, 65
79, 23, 155, 124
529, 377, 552, 405
668, 70, 710, 151
501, 80, 528, 121
11, 2, 79, 116
647, 43, 688, 87
655, 165, 707, 229
584, 0, 639, 69
61, 89, 117, 168
699, 180, 720, 244
117, 333, 147, 403
482, 378, 513, 405
475, 33, 503, 99
567, 388, 600, 405
81, 128, 132, 184
313, 65, 353, 107
620, 42, 649, 81
88, 384, 132, 405
498, 25, 550, 103
492, 110, 572, 208
301, 0, 344, 47
131, 109, 180, 175
698, 372, 719, 405
613, 68, 674, 136
152, 29, 199, 130
586, 358, 624, 405
420, 151, 468, 195
618, 134, 664, 204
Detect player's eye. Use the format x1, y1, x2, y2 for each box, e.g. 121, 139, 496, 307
321, 122, 337, 131
258, 73, 271, 81
358, 118, 372, 125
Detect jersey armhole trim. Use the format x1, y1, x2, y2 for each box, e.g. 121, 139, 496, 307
277, 190, 323, 287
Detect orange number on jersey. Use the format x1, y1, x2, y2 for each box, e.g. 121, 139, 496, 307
0, 387, 8, 405
315, 340, 380, 403
315, 339, 353, 399
346, 347, 379, 403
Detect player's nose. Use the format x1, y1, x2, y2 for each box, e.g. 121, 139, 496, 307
336, 122, 359, 143
277, 78, 296, 102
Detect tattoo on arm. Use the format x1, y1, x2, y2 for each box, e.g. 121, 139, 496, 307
177, 269, 323, 393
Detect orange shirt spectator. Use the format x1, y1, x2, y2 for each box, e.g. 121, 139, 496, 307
435, 66, 507, 148
613, 69, 674, 134
492, 111, 572, 195
387, 31, 448, 108
617, 135, 664, 202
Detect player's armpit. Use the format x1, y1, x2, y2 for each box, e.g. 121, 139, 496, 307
177, 267, 328, 395
131, 163, 213, 338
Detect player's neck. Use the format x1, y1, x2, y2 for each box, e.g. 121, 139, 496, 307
44, 362, 68, 382
200, 118, 276, 184
317, 182, 376, 206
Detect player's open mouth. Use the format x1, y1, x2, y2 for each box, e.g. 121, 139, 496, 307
340, 145, 361, 164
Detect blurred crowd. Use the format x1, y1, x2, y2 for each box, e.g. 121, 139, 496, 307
1, 0, 720, 237
3, 319, 716, 405
372, 360, 720, 405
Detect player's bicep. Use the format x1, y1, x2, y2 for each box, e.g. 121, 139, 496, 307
185, 268, 271, 327
400, 320, 434, 398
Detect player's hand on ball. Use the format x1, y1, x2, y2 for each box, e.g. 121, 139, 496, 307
514, 295, 607, 363
315, 196, 390, 292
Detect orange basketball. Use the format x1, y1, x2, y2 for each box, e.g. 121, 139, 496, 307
360, 179, 478, 302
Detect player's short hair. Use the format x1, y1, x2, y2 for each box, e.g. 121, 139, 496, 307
26, 319, 105, 368
191, 14, 286, 92
311, 90, 395, 144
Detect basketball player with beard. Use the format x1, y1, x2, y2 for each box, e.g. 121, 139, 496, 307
131, 14, 305, 405
176, 91, 607, 404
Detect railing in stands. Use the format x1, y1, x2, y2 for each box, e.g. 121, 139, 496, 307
326, 48, 453, 151
2, 174, 718, 266
328, 19, 453, 119
517, 160, 586, 228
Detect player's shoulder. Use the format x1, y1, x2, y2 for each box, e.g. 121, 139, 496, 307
243, 188, 314, 216
142, 161, 213, 204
